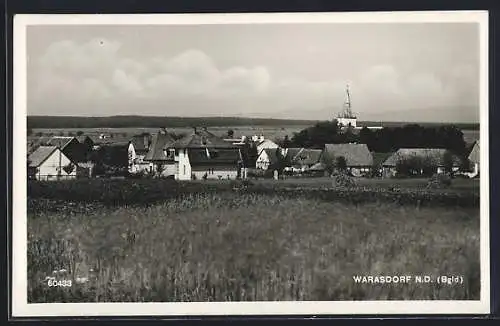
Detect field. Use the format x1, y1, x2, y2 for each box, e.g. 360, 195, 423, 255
31, 125, 480, 145
27, 178, 480, 302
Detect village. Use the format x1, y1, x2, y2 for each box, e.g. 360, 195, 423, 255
26, 87, 480, 183
27, 117, 480, 184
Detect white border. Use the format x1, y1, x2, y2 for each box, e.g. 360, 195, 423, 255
12, 11, 490, 317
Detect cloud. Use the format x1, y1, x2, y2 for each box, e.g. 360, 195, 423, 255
29, 39, 479, 119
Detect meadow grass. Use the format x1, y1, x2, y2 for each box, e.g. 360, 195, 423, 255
27, 192, 479, 302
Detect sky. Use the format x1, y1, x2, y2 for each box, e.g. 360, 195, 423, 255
26, 22, 480, 122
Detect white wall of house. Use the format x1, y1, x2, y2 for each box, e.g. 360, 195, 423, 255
128, 143, 136, 173
256, 151, 270, 170
35, 149, 76, 181
175, 148, 192, 180
192, 167, 238, 180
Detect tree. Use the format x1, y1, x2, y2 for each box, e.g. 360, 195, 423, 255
241, 138, 258, 168
76, 130, 84, 136
442, 151, 455, 175
321, 151, 335, 176
335, 156, 347, 172
227, 129, 234, 138
291, 120, 340, 148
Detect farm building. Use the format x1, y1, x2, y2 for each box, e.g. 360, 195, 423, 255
256, 148, 280, 171
143, 130, 176, 177
28, 146, 77, 181
323, 143, 373, 176
381, 148, 462, 178
290, 148, 323, 171
166, 127, 241, 180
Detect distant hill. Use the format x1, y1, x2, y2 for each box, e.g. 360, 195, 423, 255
27, 115, 321, 129
27, 115, 479, 130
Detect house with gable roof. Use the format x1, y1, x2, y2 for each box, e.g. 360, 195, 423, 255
143, 129, 176, 177
381, 148, 462, 178
322, 143, 374, 177
165, 127, 242, 180
28, 146, 77, 181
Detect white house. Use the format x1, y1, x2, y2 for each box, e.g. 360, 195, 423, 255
256, 148, 279, 171
167, 127, 241, 180
28, 146, 77, 181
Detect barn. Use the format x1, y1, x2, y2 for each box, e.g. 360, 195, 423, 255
322, 143, 373, 176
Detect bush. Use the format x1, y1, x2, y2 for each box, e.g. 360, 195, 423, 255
334, 172, 356, 188
427, 173, 452, 189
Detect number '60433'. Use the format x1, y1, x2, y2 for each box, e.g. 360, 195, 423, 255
48, 279, 72, 287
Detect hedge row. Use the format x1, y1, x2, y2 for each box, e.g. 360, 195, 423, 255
27, 178, 479, 208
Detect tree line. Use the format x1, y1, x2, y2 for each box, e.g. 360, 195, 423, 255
279, 120, 469, 156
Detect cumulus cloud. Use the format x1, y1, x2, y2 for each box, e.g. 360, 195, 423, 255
28, 38, 479, 119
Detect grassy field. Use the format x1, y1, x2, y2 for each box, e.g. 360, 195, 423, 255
28, 180, 480, 302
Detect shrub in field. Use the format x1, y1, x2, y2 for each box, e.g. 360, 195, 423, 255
427, 173, 452, 189
334, 172, 356, 188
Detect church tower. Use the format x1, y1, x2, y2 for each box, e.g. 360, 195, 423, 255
337, 84, 357, 129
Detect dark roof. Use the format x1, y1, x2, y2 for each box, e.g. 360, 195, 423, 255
283, 148, 303, 165
260, 148, 279, 166
144, 132, 175, 161
28, 146, 58, 167
29, 136, 77, 150
130, 134, 151, 154
76, 135, 94, 144
382, 148, 461, 167
45, 136, 78, 149
372, 152, 394, 167
291, 148, 323, 166
188, 148, 241, 166
468, 141, 480, 164
171, 129, 237, 149
324, 143, 373, 167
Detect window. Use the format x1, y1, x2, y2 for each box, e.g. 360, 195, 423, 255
183, 165, 186, 175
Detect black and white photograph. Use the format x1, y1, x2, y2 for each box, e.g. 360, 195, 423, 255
12, 11, 489, 316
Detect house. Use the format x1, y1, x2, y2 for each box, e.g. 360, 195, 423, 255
466, 140, 480, 177
381, 148, 461, 178
256, 148, 280, 171
129, 134, 153, 174
143, 130, 176, 177
323, 143, 374, 176
28, 146, 77, 181
166, 127, 241, 180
